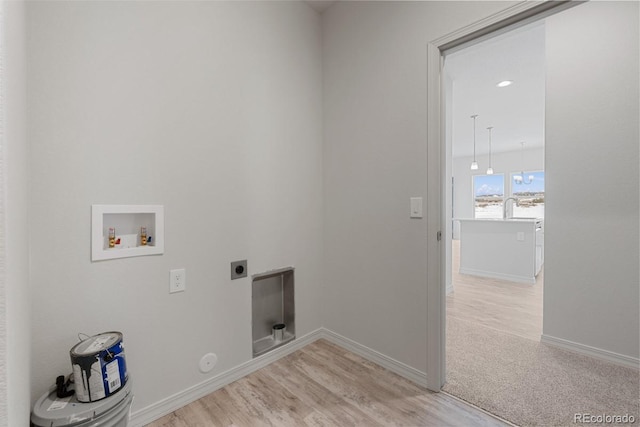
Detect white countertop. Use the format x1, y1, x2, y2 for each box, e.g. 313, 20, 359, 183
455, 217, 541, 222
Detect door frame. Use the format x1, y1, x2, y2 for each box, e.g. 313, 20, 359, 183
425, 0, 583, 391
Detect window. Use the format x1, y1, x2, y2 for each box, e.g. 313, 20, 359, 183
473, 174, 504, 218
511, 171, 545, 218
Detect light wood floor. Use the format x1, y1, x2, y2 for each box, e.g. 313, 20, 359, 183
447, 239, 543, 342
147, 242, 541, 426
148, 339, 507, 426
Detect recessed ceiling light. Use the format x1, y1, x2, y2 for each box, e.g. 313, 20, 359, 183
497, 80, 513, 88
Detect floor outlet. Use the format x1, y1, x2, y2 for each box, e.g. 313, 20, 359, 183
170, 268, 186, 293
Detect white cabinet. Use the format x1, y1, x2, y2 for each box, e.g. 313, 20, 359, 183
91, 205, 164, 261
457, 218, 543, 284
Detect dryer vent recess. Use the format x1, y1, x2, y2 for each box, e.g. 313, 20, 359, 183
231, 260, 247, 279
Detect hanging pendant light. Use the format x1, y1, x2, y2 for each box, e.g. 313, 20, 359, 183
514, 141, 534, 184
486, 126, 494, 175
470, 114, 479, 170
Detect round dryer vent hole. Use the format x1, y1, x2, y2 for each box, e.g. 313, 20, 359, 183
199, 353, 218, 373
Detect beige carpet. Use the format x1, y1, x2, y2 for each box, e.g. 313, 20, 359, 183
444, 316, 640, 426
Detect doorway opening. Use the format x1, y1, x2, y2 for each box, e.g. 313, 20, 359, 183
442, 19, 546, 411
444, 19, 545, 340
427, 2, 640, 426
425, 3, 568, 394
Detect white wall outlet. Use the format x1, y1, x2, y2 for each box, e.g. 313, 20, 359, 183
169, 268, 186, 293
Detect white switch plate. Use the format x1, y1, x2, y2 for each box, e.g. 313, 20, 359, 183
517, 232, 525, 241
169, 268, 186, 293
410, 197, 423, 218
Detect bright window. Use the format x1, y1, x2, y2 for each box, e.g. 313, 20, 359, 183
473, 174, 504, 219
511, 171, 545, 218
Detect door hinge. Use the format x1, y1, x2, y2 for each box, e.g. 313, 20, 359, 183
437, 231, 442, 241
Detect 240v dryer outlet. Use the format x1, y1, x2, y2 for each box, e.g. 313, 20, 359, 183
169, 269, 186, 293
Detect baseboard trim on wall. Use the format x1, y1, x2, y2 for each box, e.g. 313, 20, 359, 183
129, 328, 325, 427
321, 329, 429, 388
541, 334, 640, 370
130, 328, 429, 426
459, 267, 536, 285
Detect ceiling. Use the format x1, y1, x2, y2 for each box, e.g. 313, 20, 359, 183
446, 22, 545, 159
305, 0, 338, 13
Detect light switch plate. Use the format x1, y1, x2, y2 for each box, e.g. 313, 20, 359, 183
170, 268, 186, 293
517, 232, 525, 241
410, 197, 423, 218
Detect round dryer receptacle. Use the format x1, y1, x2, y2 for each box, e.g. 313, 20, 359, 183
199, 353, 218, 373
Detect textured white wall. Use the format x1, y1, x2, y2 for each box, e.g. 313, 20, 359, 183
27, 1, 323, 411
544, 1, 639, 359
3, 0, 30, 425
322, 1, 519, 373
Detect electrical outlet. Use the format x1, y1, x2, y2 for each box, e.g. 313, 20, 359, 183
231, 260, 247, 280
169, 268, 186, 293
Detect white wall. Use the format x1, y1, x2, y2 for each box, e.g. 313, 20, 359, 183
452, 147, 544, 238
27, 1, 324, 412
2, 1, 31, 425
544, 1, 639, 359
322, 1, 519, 374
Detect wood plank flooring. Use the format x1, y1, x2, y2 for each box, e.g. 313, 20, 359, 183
147, 240, 542, 426
147, 339, 507, 427
447, 239, 543, 341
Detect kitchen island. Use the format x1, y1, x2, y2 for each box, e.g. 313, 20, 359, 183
457, 218, 543, 284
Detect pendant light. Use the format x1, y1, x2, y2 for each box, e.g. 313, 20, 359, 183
486, 126, 494, 175
470, 115, 479, 170
514, 141, 534, 184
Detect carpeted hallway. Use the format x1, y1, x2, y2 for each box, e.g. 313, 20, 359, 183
444, 316, 639, 426
444, 240, 639, 426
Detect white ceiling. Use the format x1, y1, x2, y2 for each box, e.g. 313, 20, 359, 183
304, 0, 338, 13
446, 22, 546, 158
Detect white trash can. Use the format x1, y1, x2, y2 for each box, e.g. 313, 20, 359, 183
31, 378, 133, 427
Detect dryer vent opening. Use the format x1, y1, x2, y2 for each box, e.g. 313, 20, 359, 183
252, 267, 295, 357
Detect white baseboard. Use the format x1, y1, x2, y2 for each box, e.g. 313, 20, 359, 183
321, 329, 428, 388
130, 328, 428, 426
541, 334, 640, 370
129, 328, 325, 427
459, 267, 536, 285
